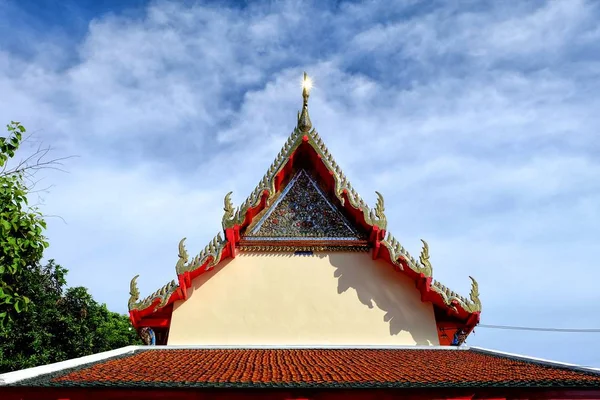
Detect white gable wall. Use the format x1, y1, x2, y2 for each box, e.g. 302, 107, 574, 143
168, 251, 439, 345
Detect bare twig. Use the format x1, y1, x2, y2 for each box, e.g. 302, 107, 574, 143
43, 214, 68, 224
2, 126, 77, 225
1, 143, 76, 179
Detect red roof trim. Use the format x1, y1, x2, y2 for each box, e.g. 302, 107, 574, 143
131, 132, 480, 340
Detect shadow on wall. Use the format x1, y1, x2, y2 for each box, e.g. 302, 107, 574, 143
183, 251, 436, 345
329, 253, 435, 346
188, 252, 328, 294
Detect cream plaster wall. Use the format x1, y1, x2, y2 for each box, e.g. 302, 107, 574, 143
168, 252, 439, 345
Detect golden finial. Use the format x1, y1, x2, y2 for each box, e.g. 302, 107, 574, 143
302, 72, 312, 104
297, 72, 313, 132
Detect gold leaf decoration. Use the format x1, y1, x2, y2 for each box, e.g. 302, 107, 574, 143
129, 275, 179, 312
239, 245, 370, 252
365, 191, 387, 230
176, 232, 227, 274
380, 231, 433, 275
380, 234, 478, 313
128, 275, 140, 310
220, 78, 392, 238
174, 238, 189, 275
228, 126, 390, 235
222, 191, 237, 229
464, 276, 482, 313
431, 277, 482, 313
129, 74, 479, 319
129, 233, 227, 312
297, 72, 312, 132
131, 279, 179, 312
418, 239, 433, 278
380, 232, 406, 271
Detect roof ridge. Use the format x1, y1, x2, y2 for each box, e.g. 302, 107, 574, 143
6, 345, 600, 390
145, 344, 471, 350
221, 126, 387, 233
0, 346, 140, 386
471, 347, 600, 375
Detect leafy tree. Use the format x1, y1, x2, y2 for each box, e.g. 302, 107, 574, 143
0, 122, 48, 325
1, 120, 73, 326
0, 122, 139, 372
0, 260, 141, 373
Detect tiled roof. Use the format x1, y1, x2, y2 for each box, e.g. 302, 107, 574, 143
9, 348, 600, 389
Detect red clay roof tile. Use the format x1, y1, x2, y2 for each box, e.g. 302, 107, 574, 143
37, 348, 600, 388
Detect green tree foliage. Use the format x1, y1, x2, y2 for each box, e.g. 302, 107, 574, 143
0, 122, 140, 372
0, 260, 141, 373
0, 122, 48, 325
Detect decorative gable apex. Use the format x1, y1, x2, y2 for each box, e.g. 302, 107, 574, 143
238, 168, 369, 252
128, 73, 482, 346
220, 124, 388, 237
246, 169, 364, 240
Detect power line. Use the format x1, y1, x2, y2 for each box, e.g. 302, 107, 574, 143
478, 324, 600, 333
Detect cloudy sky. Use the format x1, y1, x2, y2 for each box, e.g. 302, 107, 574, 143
2, 0, 599, 367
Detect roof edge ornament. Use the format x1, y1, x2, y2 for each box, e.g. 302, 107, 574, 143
467, 276, 482, 312
222, 191, 240, 229
176, 233, 227, 275
297, 72, 313, 133
419, 239, 433, 277
431, 276, 482, 314
175, 238, 189, 274
128, 275, 140, 310
128, 74, 480, 325
365, 191, 387, 230
129, 273, 178, 312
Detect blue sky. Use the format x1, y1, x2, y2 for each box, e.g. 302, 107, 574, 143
1, 0, 599, 367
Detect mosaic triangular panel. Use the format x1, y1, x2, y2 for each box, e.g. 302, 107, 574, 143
246, 170, 363, 240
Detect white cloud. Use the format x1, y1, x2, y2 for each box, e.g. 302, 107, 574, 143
1, 0, 599, 366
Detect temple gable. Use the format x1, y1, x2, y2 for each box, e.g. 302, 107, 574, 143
127, 73, 482, 347
168, 252, 440, 346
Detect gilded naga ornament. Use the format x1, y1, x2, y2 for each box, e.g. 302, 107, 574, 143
126, 71, 482, 324
418, 239, 433, 277
175, 238, 189, 274
128, 275, 140, 310
466, 276, 482, 313
366, 191, 387, 230
222, 191, 239, 229
218, 73, 390, 237
175, 234, 227, 275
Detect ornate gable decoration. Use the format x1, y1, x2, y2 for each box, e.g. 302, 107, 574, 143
245, 169, 364, 241
221, 109, 387, 235
127, 72, 481, 333
221, 126, 388, 234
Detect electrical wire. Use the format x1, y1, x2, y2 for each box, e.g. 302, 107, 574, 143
477, 324, 600, 333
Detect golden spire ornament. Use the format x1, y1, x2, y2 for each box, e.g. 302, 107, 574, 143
297, 72, 313, 132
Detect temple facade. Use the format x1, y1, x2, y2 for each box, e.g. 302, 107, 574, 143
168, 252, 439, 346
128, 72, 481, 348
2, 73, 600, 400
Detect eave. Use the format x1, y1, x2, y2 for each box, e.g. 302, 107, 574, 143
3, 345, 600, 400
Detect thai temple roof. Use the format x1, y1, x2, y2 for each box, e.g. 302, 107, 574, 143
3, 74, 599, 399
127, 72, 482, 346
